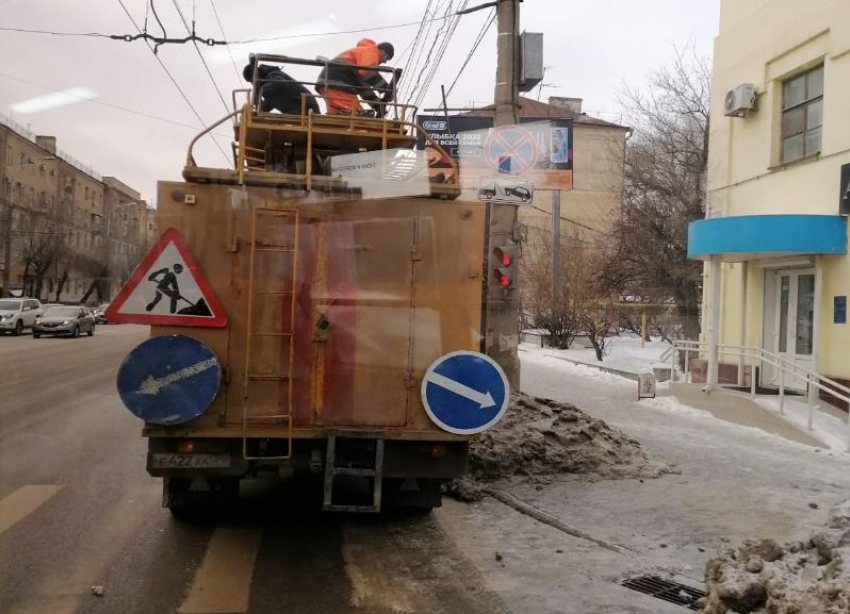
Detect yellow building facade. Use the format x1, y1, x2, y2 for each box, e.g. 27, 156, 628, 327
690, 0, 850, 404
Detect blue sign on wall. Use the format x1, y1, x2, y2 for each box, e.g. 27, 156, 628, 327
836, 296, 847, 325
420, 351, 510, 435
117, 335, 221, 425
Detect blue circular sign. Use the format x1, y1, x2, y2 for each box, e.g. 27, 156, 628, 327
420, 351, 510, 435
117, 335, 221, 425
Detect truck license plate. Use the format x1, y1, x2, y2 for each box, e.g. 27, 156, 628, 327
151, 453, 231, 469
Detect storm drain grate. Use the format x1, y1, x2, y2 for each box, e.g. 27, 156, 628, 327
620, 575, 705, 611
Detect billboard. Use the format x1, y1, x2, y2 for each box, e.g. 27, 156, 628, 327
417, 115, 573, 191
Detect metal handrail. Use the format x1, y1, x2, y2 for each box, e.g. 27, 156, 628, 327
185, 110, 241, 169
663, 339, 850, 449
247, 53, 404, 120
663, 340, 850, 398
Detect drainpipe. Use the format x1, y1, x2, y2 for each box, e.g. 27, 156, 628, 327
738, 263, 748, 387
809, 255, 822, 421
705, 256, 722, 392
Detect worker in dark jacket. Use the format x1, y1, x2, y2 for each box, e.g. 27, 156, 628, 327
243, 58, 320, 115
316, 39, 395, 116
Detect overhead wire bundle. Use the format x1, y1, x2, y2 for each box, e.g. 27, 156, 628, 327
115, 0, 230, 162
445, 7, 496, 100
409, 0, 470, 110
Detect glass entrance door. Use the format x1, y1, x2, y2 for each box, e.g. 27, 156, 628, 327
771, 269, 816, 390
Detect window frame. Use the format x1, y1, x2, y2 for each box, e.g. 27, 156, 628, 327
780, 65, 823, 164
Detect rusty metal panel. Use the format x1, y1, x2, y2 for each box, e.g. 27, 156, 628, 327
152, 182, 485, 437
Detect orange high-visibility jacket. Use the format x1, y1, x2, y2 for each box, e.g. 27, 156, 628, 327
318, 38, 389, 96
336, 38, 381, 74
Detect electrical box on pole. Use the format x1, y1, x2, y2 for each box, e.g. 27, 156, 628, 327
520, 32, 544, 93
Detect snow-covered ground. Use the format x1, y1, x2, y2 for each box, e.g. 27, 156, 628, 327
436, 351, 850, 614
754, 396, 850, 452
522, 333, 671, 375
523, 343, 850, 452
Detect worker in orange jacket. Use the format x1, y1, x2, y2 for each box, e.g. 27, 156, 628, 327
317, 39, 395, 116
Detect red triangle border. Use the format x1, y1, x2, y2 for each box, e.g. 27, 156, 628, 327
104, 227, 228, 328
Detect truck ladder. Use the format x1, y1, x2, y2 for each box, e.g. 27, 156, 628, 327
323, 433, 385, 513
242, 207, 300, 460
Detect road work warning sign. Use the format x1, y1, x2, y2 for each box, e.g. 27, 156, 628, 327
105, 228, 227, 327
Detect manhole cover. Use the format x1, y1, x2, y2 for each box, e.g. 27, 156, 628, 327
620, 575, 705, 611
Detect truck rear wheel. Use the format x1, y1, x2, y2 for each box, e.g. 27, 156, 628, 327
382, 478, 442, 513
163, 477, 240, 521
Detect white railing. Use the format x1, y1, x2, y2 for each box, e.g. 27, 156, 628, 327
661, 340, 850, 449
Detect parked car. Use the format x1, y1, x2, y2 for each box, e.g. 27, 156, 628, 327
0, 298, 43, 336
33, 305, 95, 338
95, 303, 112, 324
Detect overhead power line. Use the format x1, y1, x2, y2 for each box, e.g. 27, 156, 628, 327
412, 0, 470, 109
445, 8, 495, 100
0, 70, 230, 134
170, 0, 230, 113
398, 0, 435, 93
115, 0, 230, 163
0, 13, 453, 46
209, 0, 242, 86
402, 0, 451, 105
228, 15, 450, 45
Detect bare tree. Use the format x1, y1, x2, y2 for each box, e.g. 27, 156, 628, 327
521, 228, 581, 349
566, 229, 619, 361
78, 255, 109, 304
522, 226, 620, 360
17, 222, 70, 300
606, 51, 709, 342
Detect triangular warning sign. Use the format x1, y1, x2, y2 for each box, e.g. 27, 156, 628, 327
105, 228, 227, 328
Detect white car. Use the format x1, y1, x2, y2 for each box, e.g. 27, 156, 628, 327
0, 298, 44, 336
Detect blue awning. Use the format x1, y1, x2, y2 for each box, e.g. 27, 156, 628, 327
688, 214, 847, 261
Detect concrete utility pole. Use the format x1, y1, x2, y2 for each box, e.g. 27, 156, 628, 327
487, 0, 522, 390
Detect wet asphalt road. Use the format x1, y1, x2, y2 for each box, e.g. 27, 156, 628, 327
0, 325, 505, 614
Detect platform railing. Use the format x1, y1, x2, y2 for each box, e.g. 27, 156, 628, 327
661, 340, 850, 449
186, 99, 460, 194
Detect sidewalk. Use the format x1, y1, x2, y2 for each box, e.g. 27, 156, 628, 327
660, 383, 821, 448
435, 351, 850, 614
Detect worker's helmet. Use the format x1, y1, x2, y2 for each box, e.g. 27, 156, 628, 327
378, 42, 395, 61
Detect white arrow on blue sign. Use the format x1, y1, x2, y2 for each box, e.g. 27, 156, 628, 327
420, 351, 510, 435
117, 335, 221, 425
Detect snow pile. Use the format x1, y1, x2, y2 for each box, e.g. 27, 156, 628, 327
447, 393, 671, 501
520, 349, 634, 386
534, 334, 671, 374
701, 500, 850, 613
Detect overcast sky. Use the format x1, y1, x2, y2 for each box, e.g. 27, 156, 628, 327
0, 0, 720, 202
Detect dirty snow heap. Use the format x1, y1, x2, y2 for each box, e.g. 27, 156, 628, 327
447, 393, 671, 500
701, 499, 850, 613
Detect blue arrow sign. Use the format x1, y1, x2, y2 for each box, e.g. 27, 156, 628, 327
116, 335, 221, 425
420, 351, 510, 435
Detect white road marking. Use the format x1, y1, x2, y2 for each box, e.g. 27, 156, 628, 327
138, 358, 217, 395
0, 485, 64, 537
425, 372, 496, 409
5, 483, 159, 614
178, 527, 263, 614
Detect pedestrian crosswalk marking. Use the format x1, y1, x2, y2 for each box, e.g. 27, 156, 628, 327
0, 485, 64, 537
4, 483, 159, 614
179, 527, 263, 614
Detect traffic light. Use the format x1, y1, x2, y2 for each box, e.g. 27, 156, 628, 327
492, 243, 518, 289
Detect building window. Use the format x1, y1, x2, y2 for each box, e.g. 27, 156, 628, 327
781, 65, 823, 163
